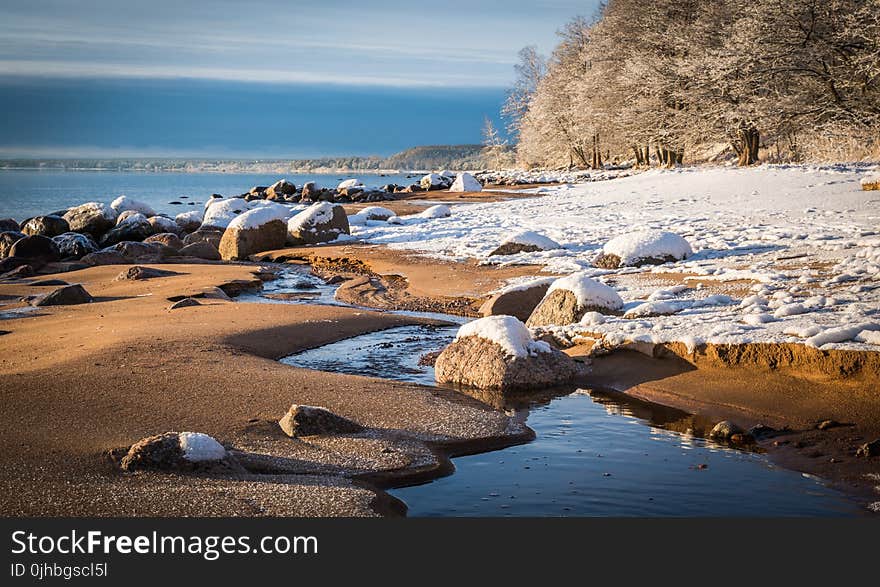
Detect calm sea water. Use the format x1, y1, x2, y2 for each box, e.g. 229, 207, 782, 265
0, 169, 418, 222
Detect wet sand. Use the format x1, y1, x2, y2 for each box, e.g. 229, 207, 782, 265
0, 263, 530, 516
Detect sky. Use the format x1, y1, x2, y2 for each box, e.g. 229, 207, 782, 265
0, 0, 601, 158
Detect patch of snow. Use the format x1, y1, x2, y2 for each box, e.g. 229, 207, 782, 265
501, 230, 561, 251
419, 204, 452, 219
110, 195, 155, 217
337, 178, 364, 190
456, 315, 551, 357
579, 311, 607, 326
805, 323, 880, 348
601, 230, 693, 265
178, 432, 226, 462
547, 273, 624, 311
202, 198, 248, 228
175, 210, 203, 224
624, 300, 679, 318
227, 205, 290, 230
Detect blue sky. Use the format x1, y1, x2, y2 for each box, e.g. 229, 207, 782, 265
0, 0, 600, 157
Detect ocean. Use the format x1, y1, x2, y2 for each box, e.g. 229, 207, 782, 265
0, 170, 419, 222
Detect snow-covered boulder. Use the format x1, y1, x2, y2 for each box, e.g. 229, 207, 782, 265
594, 230, 693, 268
348, 206, 396, 225
420, 173, 452, 191
63, 202, 118, 237
489, 230, 561, 256
148, 215, 180, 235
301, 181, 321, 200
218, 206, 289, 260
52, 232, 98, 259
480, 278, 554, 322
526, 273, 624, 327
202, 198, 248, 229
265, 179, 296, 199
21, 215, 69, 238
110, 195, 156, 218
119, 431, 233, 472
174, 210, 203, 233
100, 212, 153, 246
337, 178, 364, 190
861, 174, 879, 191
449, 172, 482, 193
278, 405, 365, 437
419, 204, 451, 219
434, 315, 585, 392
286, 202, 350, 245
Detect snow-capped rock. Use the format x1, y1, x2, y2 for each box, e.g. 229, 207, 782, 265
449, 172, 482, 192
110, 195, 156, 218
594, 230, 692, 268
527, 273, 624, 327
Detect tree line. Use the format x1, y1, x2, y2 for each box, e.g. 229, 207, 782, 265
503, 0, 880, 168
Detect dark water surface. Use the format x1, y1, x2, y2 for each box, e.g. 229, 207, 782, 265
283, 324, 861, 517
0, 169, 416, 221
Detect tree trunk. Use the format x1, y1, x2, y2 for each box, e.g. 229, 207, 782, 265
632, 146, 644, 166
736, 125, 760, 166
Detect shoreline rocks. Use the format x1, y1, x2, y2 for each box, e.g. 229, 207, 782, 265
526, 273, 624, 327
286, 203, 350, 245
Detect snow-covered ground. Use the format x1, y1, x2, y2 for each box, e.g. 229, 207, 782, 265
352, 164, 880, 352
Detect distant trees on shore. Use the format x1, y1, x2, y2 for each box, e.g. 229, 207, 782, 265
506, 0, 880, 168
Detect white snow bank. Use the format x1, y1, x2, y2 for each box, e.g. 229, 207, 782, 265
449, 172, 482, 192
860, 174, 879, 187
624, 300, 679, 318
202, 198, 249, 228
547, 273, 624, 311
178, 432, 226, 462
227, 205, 290, 230
855, 330, 880, 345
501, 230, 561, 251
601, 230, 693, 265
110, 195, 155, 217
805, 323, 880, 348
456, 315, 551, 358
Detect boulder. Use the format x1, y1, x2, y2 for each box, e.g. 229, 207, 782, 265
286, 203, 350, 245
112, 241, 172, 262
300, 182, 320, 200
100, 213, 153, 246
435, 315, 585, 392
449, 172, 482, 192
116, 266, 179, 281
144, 232, 184, 251
148, 215, 180, 235
347, 206, 396, 225
20, 215, 70, 238
52, 232, 98, 260
119, 431, 228, 472
174, 210, 203, 232
594, 230, 693, 268
856, 439, 880, 457
265, 179, 297, 199
278, 405, 364, 437
218, 208, 288, 261
80, 250, 127, 266
110, 195, 156, 217
480, 280, 552, 322
62, 202, 118, 237
489, 231, 561, 256
8, 235, 61, 264
0, 218, 19, 232
178, 241, 221, 261
115, 210, 141, 225
169, 297, 201, 310
32, 284, 93, 306
1, 264, 34, 280
420, 172, 453, 191
526, 273, 624, 327
709, 420, 744, 440
0, 231, 24, 258
183, 227, 224, 249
